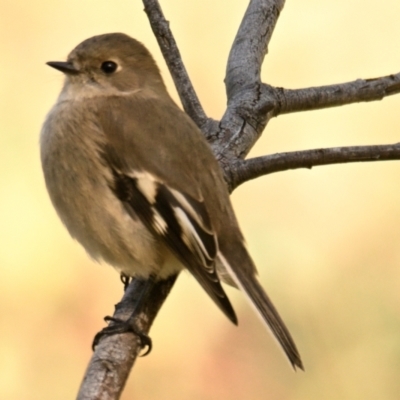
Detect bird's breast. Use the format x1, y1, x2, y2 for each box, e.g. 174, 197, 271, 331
40, 101, 181, 278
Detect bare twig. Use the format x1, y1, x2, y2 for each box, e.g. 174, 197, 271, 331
270, 73, 400, 116
229, 143, 400, 190
142, 0, 208, 129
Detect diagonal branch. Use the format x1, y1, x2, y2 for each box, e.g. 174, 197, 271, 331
225, 0, 285, 100
229, 143, 400, 190
142, 0, 208, 129
211, 0, 286, 161
77, 276, 177, 400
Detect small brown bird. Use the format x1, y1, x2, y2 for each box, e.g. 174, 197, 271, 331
41, 33, 303, 369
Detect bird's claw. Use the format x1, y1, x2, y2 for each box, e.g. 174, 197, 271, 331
92, 315, 152, 356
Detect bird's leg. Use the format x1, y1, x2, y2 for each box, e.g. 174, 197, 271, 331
92, 275, 158, 355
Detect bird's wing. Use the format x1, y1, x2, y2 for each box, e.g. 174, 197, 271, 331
108, 167, 237, 324
96, 94, 237, 322
98, 94, 303, 369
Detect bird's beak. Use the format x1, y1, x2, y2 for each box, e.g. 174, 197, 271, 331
46, 61, 80, 75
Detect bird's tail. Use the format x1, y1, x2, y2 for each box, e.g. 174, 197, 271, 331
218, 252, 303, 370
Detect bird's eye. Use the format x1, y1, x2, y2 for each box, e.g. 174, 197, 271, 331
101, 61, 118, 74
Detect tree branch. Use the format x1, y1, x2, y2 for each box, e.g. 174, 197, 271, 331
269, 73, 400, 116
142, 0, 209, 130
210, 0, 285, 165
229, 143, 400, 190
78, 1, 400, 398
225, 0, 285, 100
77, 276, 177, 400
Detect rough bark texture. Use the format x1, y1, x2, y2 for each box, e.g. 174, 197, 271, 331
77, 0, 400, 398
229, 143, 400, 190
77, 276, 176, 400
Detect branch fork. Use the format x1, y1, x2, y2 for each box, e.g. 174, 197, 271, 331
78, 1, 400, 398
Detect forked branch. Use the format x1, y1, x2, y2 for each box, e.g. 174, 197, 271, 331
79, 0, 400, 398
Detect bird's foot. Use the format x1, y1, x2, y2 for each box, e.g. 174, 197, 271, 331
120, 273, 132, 291
92, 315, 152, 356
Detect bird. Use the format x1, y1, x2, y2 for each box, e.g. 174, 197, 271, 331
40, 32, 303, 369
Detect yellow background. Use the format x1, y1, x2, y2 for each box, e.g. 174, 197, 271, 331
1, 0, 400, 399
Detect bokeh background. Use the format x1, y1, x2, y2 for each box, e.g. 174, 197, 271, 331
1, 0, 400, 399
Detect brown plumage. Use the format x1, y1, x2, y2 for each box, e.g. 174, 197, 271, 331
41, 33, 303, 369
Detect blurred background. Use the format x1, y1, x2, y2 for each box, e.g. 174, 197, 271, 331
1, 0, 400, 399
